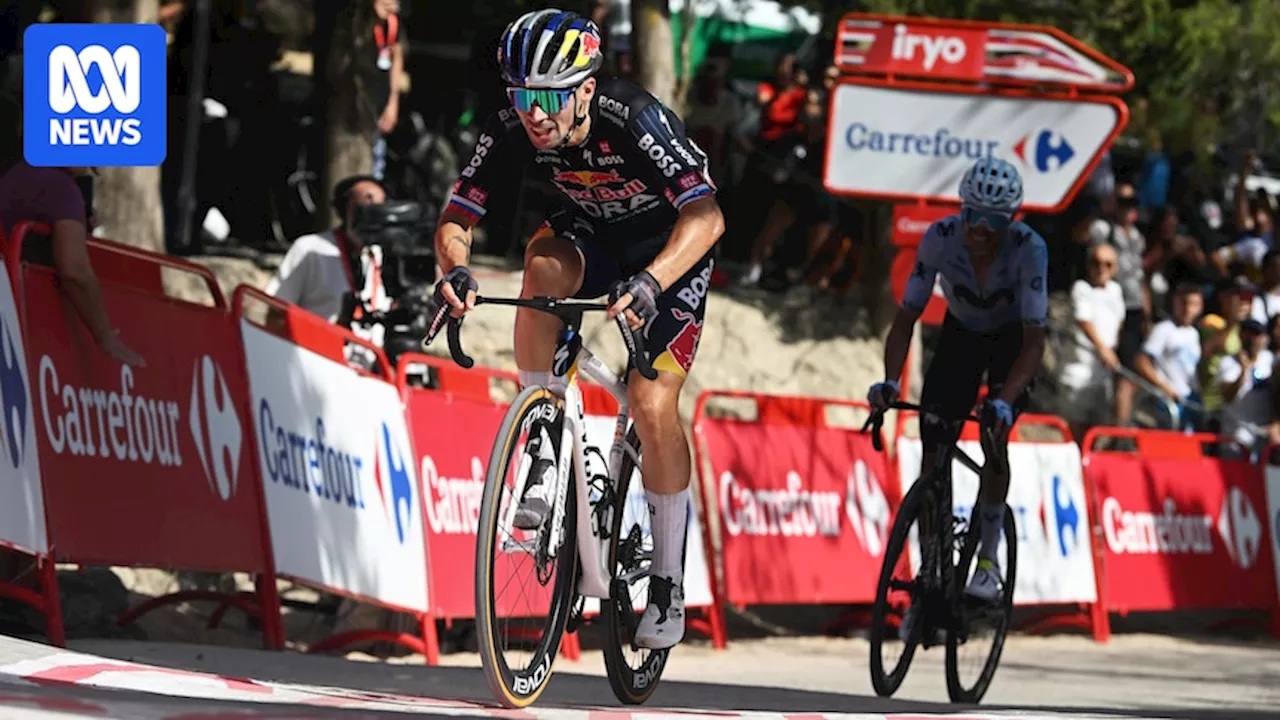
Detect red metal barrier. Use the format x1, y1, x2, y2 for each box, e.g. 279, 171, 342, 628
692, 389, 891, 643
8, 221, 283, 649
1082, 427, 1280, 640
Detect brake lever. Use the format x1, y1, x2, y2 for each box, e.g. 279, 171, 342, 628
447, 315, 474, 369
860, 411, 886, 453
616, 314, 657, 381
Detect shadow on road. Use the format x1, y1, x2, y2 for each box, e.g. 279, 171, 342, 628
71, 639, 1280, 719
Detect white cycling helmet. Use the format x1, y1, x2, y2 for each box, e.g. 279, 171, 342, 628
959, 156, 1024, 214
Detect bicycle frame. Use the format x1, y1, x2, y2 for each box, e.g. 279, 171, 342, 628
502, 329, 638, 601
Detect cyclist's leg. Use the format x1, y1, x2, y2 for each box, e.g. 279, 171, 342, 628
513, 218, 595, 395
967, 321, 1028, 596
628, 249, 715, 650
918, 315, 987, 478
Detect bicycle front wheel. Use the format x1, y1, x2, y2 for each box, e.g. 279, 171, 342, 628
475, 386, 580, 708
945, 504, 1018, 704
868, 478, 937, 698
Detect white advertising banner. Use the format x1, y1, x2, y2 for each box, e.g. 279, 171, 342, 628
0, 259, 47, 554
824, 83, 1124, 211
896, 437, 1097, 604
241, 322, 428, 612
580, 415, 715, 615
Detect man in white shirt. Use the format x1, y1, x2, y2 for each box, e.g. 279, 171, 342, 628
266, 175, 389, 322
1060, 244, 1126, 437
1250, 250, 1280, 324
1218, 319, 1276, 453
1090, 183, 1148, 426
1136, 282, 1204, 426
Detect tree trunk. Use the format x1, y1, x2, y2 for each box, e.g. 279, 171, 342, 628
672, 0, 697, 116
630, 0, 677, 107
315, 0, 372, 229
71, 0, 164, 253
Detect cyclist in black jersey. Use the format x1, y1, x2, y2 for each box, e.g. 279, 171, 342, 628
429, 8, 725, 651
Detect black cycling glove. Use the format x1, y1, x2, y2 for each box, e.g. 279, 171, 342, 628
433, 265, 478, 312
609, 270, 661, 327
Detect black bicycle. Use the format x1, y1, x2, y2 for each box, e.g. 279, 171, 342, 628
861, 400, 1017, 704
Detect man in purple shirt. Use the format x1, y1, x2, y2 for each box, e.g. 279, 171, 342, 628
0, 162, 143, 366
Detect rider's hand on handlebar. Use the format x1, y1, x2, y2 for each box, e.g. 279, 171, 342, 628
607, 271, 660, 332
866, 380, 900, 412
981, 397, 1014, 436
434, 266, 478, 319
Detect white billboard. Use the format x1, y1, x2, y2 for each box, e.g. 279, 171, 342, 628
824, 82, 1125, 212
0, 259, 46, 555
896, 438, 1098, 605
241, 322, 429, 613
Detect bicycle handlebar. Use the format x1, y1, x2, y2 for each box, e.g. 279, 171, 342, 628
860, 400, 985, 453
421, 295, 658, 381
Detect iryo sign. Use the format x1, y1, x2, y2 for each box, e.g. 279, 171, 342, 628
871, 24, 987, 79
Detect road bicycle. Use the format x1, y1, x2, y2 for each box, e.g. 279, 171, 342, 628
860, 400, 1017, 704
423, 295, 674, 708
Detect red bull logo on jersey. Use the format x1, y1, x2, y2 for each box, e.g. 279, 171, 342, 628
553, 170, 649, 205
553, 169, 624, 187
665, 307, 703, 374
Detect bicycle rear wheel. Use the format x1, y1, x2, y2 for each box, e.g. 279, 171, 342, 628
945, 504, 1017, 704
869, 477, 938, 698
602, 427, 671, 705
475, 386, 580, 708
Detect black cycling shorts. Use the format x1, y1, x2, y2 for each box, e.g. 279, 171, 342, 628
919, 313, 1031, 450
531, 220, 713, 380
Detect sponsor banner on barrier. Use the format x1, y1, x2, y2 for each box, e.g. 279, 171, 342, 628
897, 438, 1097, 604
241, 322, 427, 612
25, 267, 264, 570
1267, 464, 1280, 605
406, 389, 714, 618
1088, 454, 1275, 612
823, 82, 1124, 212
0, 258, 45, 554
698, 417, 894, 606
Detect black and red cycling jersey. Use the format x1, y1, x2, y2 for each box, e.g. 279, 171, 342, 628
446, 76, 718, 246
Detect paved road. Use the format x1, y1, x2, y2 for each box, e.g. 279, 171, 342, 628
0, 632, 1275, 719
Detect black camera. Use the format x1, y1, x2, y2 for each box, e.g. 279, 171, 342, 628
341, 200, 438, 365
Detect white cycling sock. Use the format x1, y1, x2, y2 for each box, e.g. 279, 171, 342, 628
647, 487, 689, 586
979, 502, 1005, 563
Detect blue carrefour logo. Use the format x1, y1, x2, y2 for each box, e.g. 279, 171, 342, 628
1052, 474, 1080, 557
380, 423, 414, 544
0, 316, 27, 468
1013, 130, 1075, 173
257, 399, 367, 508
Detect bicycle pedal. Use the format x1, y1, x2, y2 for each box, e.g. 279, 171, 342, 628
566, 593, 587, 633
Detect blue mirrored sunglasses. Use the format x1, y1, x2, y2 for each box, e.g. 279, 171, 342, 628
507, 87, 575, 114
963, 206, 1013, 232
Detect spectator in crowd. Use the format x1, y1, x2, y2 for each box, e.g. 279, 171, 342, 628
1136, 282, 1204, 428
1060, 243, 1126, 438
1251, 249, 1280, 325
685, 59, 740, 187
1217, 318, 1277, 454
1197, 276, 1256, 429
333, 0, 405, 181
266, 175, 389, 323
1090, 182, 1148, 425
1212, 149, 1274, 283
0, 162, 145, 368
1145, 204, 1208, 316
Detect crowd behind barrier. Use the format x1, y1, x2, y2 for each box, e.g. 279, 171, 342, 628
1, 221, 1279, 664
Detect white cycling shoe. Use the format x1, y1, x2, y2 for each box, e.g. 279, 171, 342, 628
965, 557, 1003, 601
635, 576, 685, 650
513, 425, 557, 531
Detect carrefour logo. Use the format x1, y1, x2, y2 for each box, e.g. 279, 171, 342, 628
1012, 130, 1075, 173
1050, 475, 1081, 557
376, 423, 414, 545
0, 316, 28, 469
257, 399, 368, 508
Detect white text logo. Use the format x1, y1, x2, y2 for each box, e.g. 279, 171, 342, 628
890, 25, 967, 71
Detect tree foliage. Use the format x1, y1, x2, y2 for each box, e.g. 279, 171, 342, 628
782, 0, 1280, 162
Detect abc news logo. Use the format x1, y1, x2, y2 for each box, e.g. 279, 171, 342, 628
48, 44, 143, 147
24, 24, 165, 167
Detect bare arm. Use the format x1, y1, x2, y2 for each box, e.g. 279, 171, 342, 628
882, 306, 918, 384
644, 196, 724, 290
434, 206, 477, 274
50, 219, 115, 344
1135, 352, 1178, 399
